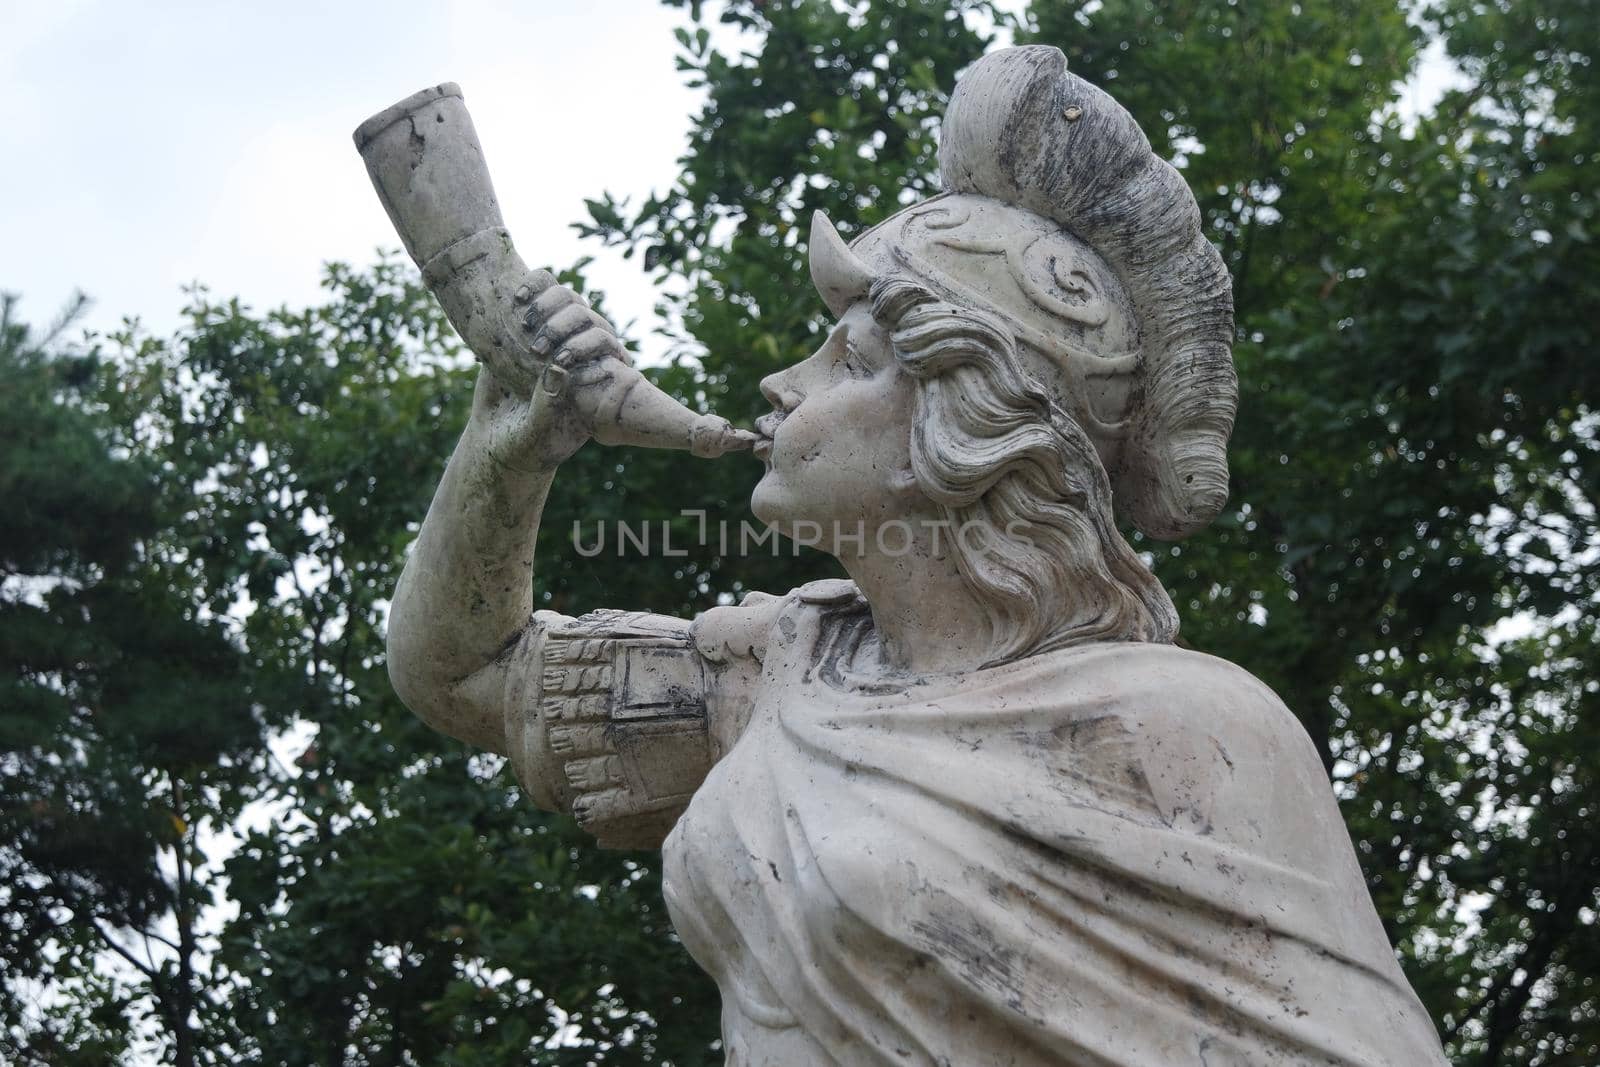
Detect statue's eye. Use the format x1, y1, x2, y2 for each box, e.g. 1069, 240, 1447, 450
842, 340, 872, 379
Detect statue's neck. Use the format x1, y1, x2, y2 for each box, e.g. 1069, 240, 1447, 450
838, 531, 995, 677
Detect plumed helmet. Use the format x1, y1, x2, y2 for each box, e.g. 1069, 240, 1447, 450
810, 45, 1236, 541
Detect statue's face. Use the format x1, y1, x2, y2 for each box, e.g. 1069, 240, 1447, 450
750, 302, 929, 549
808, 196, 1140, 473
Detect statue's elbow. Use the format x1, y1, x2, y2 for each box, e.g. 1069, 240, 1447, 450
384, 620, 445, 726
385, 627, 511, 755
385, 637, 429, 722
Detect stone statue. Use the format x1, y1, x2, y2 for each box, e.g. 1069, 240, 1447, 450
360, 45, 1450, 1065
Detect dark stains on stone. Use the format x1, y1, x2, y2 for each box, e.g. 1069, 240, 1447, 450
406, 115, 426, 170
909, 911, 1027, 1013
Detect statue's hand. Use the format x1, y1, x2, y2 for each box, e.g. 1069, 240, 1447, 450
472, 271, 633, 472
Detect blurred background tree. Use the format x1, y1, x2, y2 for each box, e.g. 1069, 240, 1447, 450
2, 0, 1595, 1063
0, 292, 262, 1066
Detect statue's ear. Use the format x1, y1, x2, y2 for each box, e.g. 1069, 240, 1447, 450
887, 463, 919, 497
809, 211, 874, 318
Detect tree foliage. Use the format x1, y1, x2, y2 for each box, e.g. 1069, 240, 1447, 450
91, 262, 724, 1065
2, 0, 1596, 1063
1, 292, 259, 1065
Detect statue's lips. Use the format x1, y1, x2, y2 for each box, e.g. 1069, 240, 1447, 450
753, 412, 785, 461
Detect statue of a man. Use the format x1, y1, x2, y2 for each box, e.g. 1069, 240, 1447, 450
375, 45, 1450, 1065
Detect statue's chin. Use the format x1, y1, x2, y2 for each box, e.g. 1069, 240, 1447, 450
749, 477, 784, 529
750, 486, 815, 549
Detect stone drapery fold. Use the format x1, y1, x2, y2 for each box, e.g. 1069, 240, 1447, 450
662, 598, 1448, 1066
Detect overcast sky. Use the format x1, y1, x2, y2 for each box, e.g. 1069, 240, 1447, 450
3, 1, 1462, 356
1, 0, 711, 347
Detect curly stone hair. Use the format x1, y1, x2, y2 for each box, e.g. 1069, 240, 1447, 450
870, 275, 1178, 665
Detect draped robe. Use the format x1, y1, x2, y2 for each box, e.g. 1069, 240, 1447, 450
659, 588, 1448, 1066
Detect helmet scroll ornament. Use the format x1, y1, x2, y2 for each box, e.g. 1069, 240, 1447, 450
812, 45, 1240, 542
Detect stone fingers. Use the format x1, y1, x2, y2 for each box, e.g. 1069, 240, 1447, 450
527, 284, 611, 330
511, 269, 559, 306
558, 327, 625, 367
525, 303, 581, 356
530, 303, 619, 356
509, 277, 636, 402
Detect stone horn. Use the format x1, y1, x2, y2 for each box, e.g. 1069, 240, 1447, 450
353, 84, 750, 457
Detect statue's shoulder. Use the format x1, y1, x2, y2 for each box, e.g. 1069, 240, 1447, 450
690, 580, 864, 755
1076, 641, 1297, 729
1156, 645, 1307, 744
1070, 642, 1332, 834
1044, 642, 1318, 777
689, 578, 861, 666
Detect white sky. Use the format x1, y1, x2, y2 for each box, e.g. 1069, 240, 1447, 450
2, 0, 1462, 353
1, 0, 707, 345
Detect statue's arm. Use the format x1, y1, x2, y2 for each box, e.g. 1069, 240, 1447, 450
385, 270, 626, 754
385, 287, 779, 844
384, 369, 566, 756
389, 414, 777, 846
495, 596, 780, 849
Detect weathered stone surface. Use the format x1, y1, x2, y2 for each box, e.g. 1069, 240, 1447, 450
366, 44, 1449, 1065
353, 82, 753, 462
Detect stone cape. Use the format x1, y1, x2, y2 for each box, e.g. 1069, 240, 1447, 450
661, 588, 1448, 1066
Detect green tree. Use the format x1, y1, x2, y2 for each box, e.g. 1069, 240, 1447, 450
93, 261, 726, 1065
0, 293, 259, 1066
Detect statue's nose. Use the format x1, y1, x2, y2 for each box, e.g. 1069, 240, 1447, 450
759, 371, 803, 414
